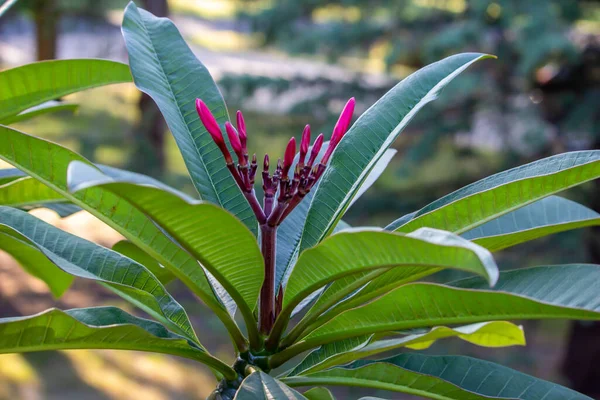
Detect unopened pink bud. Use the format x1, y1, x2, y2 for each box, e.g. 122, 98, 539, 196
299, 125, 310, 165
236, 110, 247, 150
225, 122, 243, 159
331, 97, 355, 145
196, 99, 224, 145
307, 133, 324, 166
282, 137, 296, 177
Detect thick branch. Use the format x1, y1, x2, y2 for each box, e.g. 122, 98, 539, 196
259, 224, 277, 334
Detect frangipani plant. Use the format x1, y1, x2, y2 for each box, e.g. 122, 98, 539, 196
0, 3, 599, 399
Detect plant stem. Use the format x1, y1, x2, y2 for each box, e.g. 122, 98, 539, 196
259, 224, 277, 335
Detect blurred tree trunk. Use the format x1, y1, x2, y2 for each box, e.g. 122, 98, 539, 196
34, 0, 57, 60
129, 0, 169, 177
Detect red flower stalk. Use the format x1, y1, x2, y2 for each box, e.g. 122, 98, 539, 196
196, 99, 232, 163
197, 98, 357, 334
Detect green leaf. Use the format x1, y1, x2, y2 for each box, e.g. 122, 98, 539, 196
301, 228, 499, 331
283, 353, 590, 399
0, 206, 197, 342
391, 151, 600, 235
236, 372, 307, 400
112, 240, 175, 284
0, 59, 131, 121
288, 322, 524, 376
0, 230, 73, 297
303, 387, 335, 400
0, 177, 65, 207
67, 162, 263, 347
0, 125, 233, 344
121, 2, 256, 235
0, 307, 236, 380
283, 228, 498, 312
462, 196, 600, 251
292, 264, 600, 354
276, 149, 395, 293
0, 101, 79, 125
299, 53, 492, 257
274, 228, 498, 349
0, 168, 25, 185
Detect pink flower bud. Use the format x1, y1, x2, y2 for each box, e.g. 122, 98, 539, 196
236, 110, 247, 151
196, 99, 224, 145
307, 133, 324, 167
331, 97, 355, 145
299, 125, 310, 165
263, 154, 270, 171
282, 137, 296, 178
225, 121, 243, 159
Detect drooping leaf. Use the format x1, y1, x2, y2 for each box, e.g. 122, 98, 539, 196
283, 353, 590, 399
0, 125, 232, 340
0, 231, 73, 297
0, 206, 197, 342
0, 101, 79, 125
299, 53, 492, 258
289, 322, 524, 376
294, 264, 600, 352
0, 307, 236, 380
0, 59, 131, 121
67, 162, 263, 345
279, 228, 498, 346
121, 2, 256, 234
462, 196, 600, 251
236, 371, 307, 400
390, 151, 600, 235
112, 240, 175, 284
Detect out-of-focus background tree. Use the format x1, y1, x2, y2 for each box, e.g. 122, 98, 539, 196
0, 0, 599, 399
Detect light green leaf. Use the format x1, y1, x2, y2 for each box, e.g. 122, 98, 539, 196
0, 231, 73, 297
0, 125, 235, 344
288, 322, 524, 376
462, 196, 600, 251
236, 372, 307, 400
283, 353, 590, 399
121, 2, 256, 235
0, 206, 197, 342
0, 59, 131, 121
112, 240, 175, 284
67, 162, 263, 346
0, 101, 79, 125
391, 151, 600, 235
299, 53, 492, 258
0, 307, 236, 380
0, 177, 65, 207
289, 265, 600, 355
303, 387, 335, 400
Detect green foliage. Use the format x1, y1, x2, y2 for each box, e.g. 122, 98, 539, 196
0, 3, 598, 399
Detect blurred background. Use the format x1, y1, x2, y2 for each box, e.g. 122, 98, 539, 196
0, 0, 599, 399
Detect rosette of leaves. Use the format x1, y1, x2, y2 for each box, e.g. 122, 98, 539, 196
0, 3, 599, 399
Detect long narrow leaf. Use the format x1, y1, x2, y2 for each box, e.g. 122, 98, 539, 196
0, 206, 197, 342
0, 59, 131, 121
391, 151, 600, 235
0, 307, 236, 380
236, 372, 306, 400
288, 265, 600, 354
462, 196, 600, 251
283, 354, 589, 399
299, 53, 492, 258
121, 2, 256, 234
